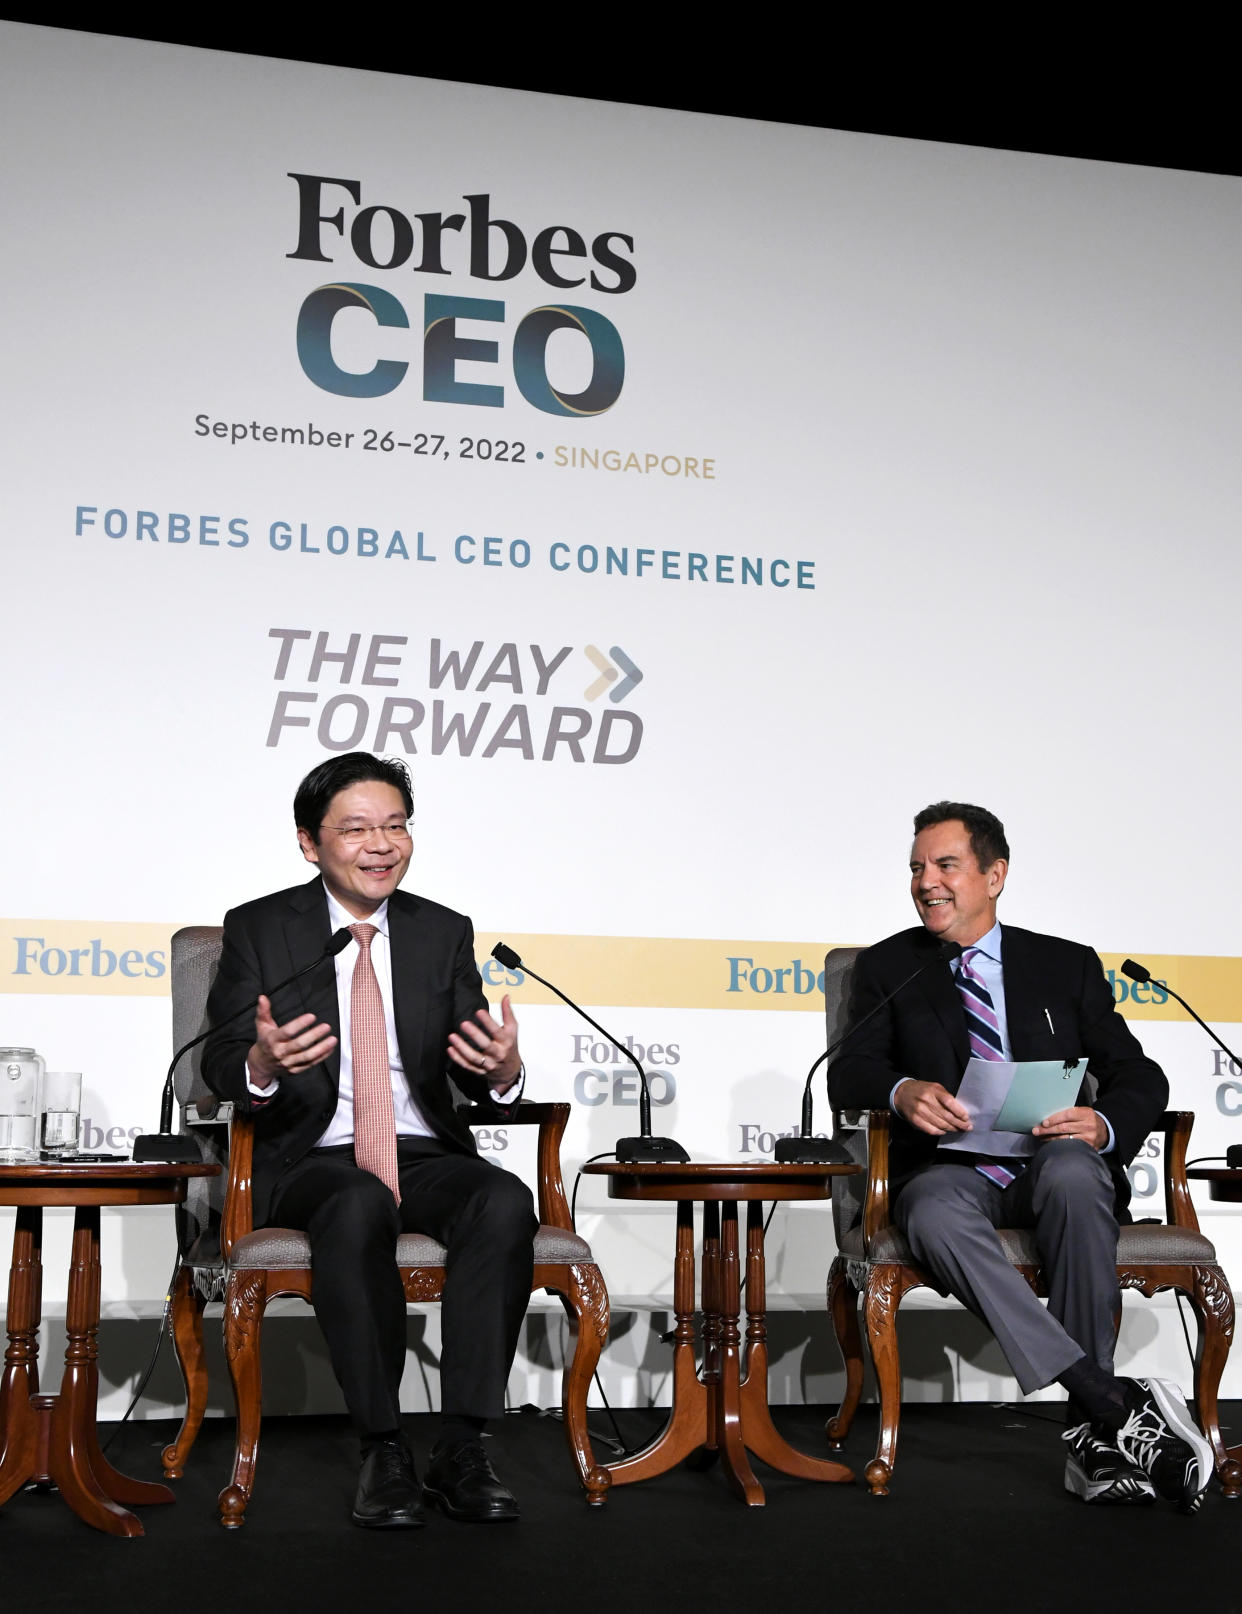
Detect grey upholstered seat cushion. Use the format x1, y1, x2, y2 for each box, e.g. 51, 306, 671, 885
229, 1222, 594, 1271
838, 1221, 1218, 1267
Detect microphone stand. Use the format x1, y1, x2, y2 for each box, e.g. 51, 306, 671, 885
492, 942, 688, 1163
132, 929, 353, 1162
775, 940, 962, 1163
1120, 957, 1242, 1166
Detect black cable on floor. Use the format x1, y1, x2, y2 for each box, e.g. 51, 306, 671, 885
100, 1252, 181, 1454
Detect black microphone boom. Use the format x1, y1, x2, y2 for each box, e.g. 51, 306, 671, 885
1120, 958, 1242, 1070
492, 942, 688, 1163
1119, 958, 1242, 1166
132, 928, 353, 1163
775, 940, 963, 1164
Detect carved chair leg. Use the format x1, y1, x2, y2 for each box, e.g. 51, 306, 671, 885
162, 1264, 209, 1479
1189, 1264, 1239, 1497
218, 1269, 268, 1529
825, 1257, 863, 1448
556, 1264, 612, 1506
862, 1264, 921, 1497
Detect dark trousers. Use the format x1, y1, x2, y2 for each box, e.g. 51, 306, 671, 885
895, 1140, 1120, 1394
269, 1137, 537, 1435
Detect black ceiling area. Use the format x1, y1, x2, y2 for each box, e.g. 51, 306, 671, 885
5, 15, 1240, 180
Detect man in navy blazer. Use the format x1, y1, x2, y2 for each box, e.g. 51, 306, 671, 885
828, 801, 1212, 1512
203, 752, 537, 1529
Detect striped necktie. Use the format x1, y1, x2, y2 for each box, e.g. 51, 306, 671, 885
958, 948, 1005, 1061
349, 923, 401, 1205
956, 947, 1017, 1189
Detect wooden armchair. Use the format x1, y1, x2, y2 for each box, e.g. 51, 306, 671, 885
159, 926, 612, 1525
820, 946, 1239, 1498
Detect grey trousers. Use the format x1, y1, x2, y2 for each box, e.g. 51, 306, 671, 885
895, 1141, 1120, 1394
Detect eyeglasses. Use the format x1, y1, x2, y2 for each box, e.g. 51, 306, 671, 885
319, 819, 413, 847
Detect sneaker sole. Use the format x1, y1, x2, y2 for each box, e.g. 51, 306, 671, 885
1064, 1460, 1155, 1505
1137, 1378, 1214, 1512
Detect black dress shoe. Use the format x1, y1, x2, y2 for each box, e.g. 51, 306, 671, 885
423, 1439, 520, 1522
352, 1439, 427, 1529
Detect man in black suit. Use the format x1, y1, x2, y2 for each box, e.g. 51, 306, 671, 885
203, 752, 537, 1529
828, 800, 1213, 1512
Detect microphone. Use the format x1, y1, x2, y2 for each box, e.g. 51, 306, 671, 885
132, 928, 353, 1162
774, 939, 963, 1163
491, 942, 689, 1164
1119, 958, 1242, 1166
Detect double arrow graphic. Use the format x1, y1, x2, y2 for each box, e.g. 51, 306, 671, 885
584, 645, 644, 703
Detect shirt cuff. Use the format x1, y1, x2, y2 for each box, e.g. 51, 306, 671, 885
889, 1076, 911, 1109
245, 1061, 280, 1099
490, 1062, 525, 1103
1098, 1113, 1115, 1153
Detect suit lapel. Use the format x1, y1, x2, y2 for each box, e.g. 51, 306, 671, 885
910, 932, 971, 1070
387, 890, 428, 1091
993, 929, 1032, 1065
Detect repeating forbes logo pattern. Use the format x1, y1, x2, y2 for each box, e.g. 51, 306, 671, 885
288, 176, 634, 414
5, 924, 1236, 1017
4, 923, 170, 995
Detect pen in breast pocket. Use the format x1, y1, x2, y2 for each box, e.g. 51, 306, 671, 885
1044, 1009, 1055, 1035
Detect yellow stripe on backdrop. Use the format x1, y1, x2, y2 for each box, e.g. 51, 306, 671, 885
4, 918, 1240, 1023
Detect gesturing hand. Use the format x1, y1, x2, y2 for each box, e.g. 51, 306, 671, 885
248, 994, 338, 1089
448, 995, 521, 1092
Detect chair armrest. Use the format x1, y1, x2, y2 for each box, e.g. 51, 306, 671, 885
187, 1099, 234, 1127
861, 1109, 894, 1249
458, 1099, 574, 1231
1160, 1109, 1199, 1234
221, 1111, 256, 1259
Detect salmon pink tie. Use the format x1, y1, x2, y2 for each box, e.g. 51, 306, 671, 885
349, 923, 401, 1205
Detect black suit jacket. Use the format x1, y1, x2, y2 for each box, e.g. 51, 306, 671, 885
826, 924, 1168, 1222
201, 877, 511, 1226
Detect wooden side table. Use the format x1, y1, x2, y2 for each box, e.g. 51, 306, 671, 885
583, 1159, 859, 1505
0, 1160, 218, 1536
1186, 1166, 1242, 1203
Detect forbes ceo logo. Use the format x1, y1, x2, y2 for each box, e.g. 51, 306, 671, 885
289, 178, 633, 412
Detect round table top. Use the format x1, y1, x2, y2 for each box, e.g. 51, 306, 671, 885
1186, 1166, 1242, 1202
582, 1159, 859, 1201
0, 1158, 218, 1208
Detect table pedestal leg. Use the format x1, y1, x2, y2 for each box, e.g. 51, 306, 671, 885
713, 1200, 764, 1504
0, 1206, 42, 1505
603, 1202, 707, 1486
43, 1209, 174, 1536
738, 1200, 853, 1485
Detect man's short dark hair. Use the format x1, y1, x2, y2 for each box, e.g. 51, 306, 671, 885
294, 753, 414, 840
913, 800, 1009, 871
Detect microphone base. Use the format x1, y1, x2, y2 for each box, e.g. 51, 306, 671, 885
616, 1134, 690, 1164
773, 1135, 853, 1166
132, 1132, 201, 1164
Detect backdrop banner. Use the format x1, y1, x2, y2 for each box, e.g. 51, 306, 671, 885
3, 22, 1241, 1414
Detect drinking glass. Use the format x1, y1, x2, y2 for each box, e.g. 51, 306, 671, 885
40, 1070, 82, 1156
